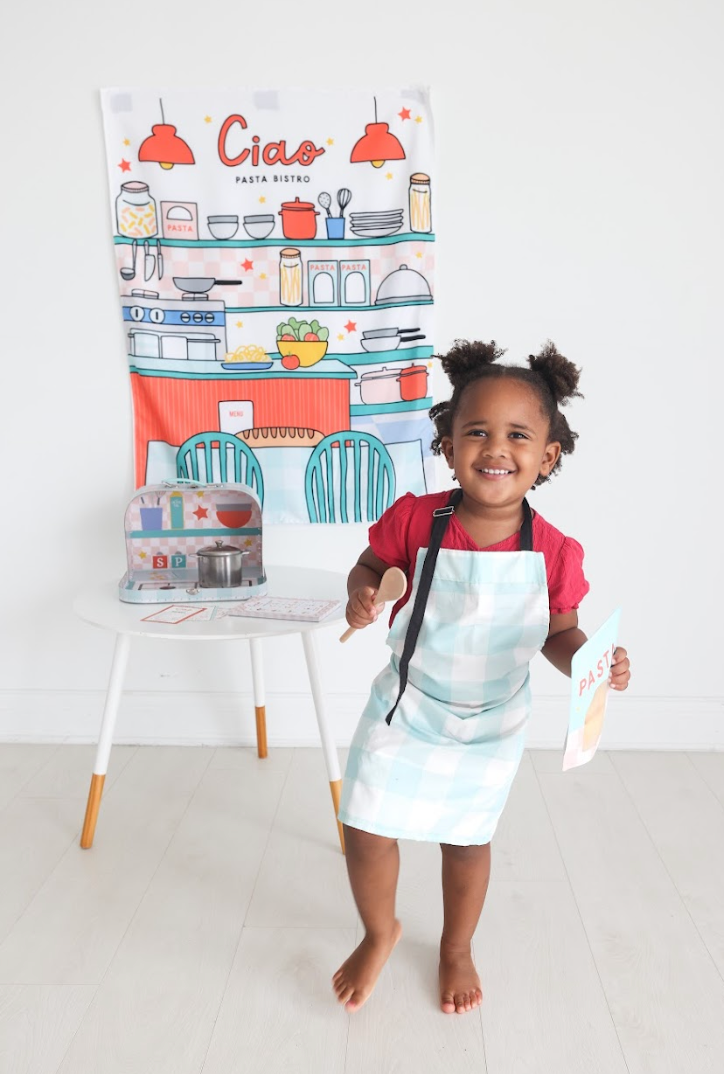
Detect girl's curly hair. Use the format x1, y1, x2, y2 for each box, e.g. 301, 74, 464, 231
429, 339, 582, 486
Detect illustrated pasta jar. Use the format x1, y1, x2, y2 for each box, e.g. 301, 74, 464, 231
409, 173, 432, 233
116, 182, 158, 238
279, 248, 303, 306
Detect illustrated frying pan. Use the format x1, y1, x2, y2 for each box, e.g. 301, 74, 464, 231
173, 277, 242, 293
362, 326, 420, 339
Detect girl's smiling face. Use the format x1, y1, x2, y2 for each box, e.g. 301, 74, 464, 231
441, 377, 562, 509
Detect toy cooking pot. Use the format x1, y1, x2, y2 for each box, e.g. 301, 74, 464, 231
278, 197, 319, 240
197, 540, 249, 588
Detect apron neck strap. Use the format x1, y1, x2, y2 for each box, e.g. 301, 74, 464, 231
385, 487, 462, 725
521, 498, 533, 551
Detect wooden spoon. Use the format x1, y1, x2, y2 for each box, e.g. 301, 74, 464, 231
339, 566, 407, 643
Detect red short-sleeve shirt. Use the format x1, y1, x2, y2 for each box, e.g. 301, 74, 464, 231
369, 491, 589, 624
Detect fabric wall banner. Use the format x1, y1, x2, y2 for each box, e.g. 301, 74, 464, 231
100, 87, 436, 524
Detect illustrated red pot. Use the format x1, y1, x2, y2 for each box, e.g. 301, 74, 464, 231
398, 363, 429, 401
279, 197, 319, 239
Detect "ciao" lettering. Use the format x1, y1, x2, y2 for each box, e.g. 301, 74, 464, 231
218, 114, 326, 168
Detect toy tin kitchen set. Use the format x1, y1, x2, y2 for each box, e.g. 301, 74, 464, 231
118, 482, 267, 603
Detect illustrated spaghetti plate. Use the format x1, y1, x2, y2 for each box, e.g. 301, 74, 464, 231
221, 361, 274, 371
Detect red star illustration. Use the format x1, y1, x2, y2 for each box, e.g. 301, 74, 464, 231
344, 320, 357, 333
398, 108, 412, 121
241, 259, 254, 272
118, 159, 132, 172
193, 505, 209, 520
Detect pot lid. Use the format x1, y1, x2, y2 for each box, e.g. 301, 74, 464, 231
375, 264, 432, 305
198, 540, 243, 557
399, 364, 428, 376
279, 197, 318, 212
359, 366, 398, 380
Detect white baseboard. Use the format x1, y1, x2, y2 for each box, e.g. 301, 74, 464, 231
0, 690, 722, 750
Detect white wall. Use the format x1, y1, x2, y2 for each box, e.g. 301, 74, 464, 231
3, 0, 722, 747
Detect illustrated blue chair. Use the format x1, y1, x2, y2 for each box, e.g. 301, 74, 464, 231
305, 431, 395, 523
176, 431, 264, 506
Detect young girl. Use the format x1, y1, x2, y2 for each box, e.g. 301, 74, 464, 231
333, 339, 631, 1016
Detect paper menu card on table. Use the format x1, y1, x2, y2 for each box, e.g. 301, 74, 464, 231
226, 597, 342, 622
141, 605, 209, 624
563, 609, 621, 771
140, 605, 229, 624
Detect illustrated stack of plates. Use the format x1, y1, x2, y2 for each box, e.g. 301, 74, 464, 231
349, 209, 404, 238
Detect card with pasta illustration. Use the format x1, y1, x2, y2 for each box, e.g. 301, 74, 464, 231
563, 609, 621, 771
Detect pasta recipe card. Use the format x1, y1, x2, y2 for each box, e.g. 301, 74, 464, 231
563, 609, 621, 771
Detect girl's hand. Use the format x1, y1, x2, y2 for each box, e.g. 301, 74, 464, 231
345, 586, 380, 630
609, 647, 631, 691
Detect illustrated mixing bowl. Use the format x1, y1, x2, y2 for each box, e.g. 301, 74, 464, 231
243, 214, 275, 239
215, 502, 253, 528
207, 215, 239, 240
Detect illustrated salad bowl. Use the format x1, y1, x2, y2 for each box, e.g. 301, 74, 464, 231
276, 317, 329, 368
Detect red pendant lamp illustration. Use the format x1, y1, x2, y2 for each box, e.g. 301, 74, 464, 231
350, 97, 406, 168
138, 99, 195, 170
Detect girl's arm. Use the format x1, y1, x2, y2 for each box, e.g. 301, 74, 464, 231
345, 546, 394, 629
542, 612, 631, 689
541, 611, 587, 676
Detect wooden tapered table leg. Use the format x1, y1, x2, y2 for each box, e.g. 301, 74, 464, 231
80, 632, 130, 849
249, 637, 267, 759
301, 630, 345, 854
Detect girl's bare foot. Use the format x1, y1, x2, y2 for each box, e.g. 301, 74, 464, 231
439, 939, 483, 1014
332, 920, 402, 1012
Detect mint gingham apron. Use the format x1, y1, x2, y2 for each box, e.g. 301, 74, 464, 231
338, 493, 550, 845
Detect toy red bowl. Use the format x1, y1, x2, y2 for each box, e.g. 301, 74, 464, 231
216, 503, 253, 528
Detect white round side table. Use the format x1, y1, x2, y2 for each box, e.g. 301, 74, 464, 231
73, 565, 348, 853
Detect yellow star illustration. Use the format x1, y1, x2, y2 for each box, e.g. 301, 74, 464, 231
244, 538, 253, 547
236, 320, 244, 328
259, 196, 266, 204
415, 251, 423, 258
327, 137, 334, 146
386, 172, 393, 180
204, 115, 212, 123
337, 333, 345, 341
415, 115, 423, 123
123, 138, 130, 147
139, 550, 147, 559
259, 273, 267, 280
196, 492, 205, 498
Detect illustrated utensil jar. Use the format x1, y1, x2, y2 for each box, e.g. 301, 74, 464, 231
409, 173, 432, 233
279, 247, 303, 306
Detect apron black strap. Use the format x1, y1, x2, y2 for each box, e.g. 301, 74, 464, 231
385, 487, 463, 724
385, 492, 534, 725
520, 497, 533, 551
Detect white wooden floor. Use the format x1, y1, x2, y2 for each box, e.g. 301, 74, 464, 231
2, 744, 724, 1074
